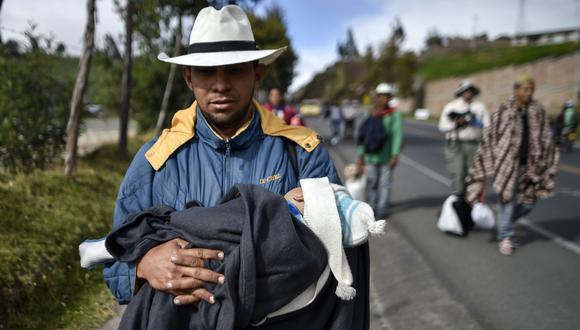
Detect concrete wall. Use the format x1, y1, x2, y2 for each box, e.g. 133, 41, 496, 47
424, 52, 580, 117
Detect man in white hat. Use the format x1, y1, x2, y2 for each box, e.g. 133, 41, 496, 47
438, 80, 489, 197
356, 82, 403, 218
103, 4, 369, 327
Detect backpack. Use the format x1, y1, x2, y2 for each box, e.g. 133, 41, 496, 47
357, 115, 388, 153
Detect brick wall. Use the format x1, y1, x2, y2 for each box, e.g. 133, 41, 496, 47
424, 52, 580, 117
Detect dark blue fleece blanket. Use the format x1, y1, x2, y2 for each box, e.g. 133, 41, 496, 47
106, 184, 335, 329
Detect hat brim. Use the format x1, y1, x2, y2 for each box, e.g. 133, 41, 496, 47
158, 47, 286, 67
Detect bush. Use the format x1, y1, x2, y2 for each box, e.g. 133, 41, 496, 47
0, 137, 146, 329
0, 40, 73, 174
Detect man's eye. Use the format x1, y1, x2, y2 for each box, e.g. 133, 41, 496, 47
228, 66, 244, 74
195, 67, 215, 75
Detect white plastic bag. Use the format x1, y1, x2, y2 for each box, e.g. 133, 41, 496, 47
471, 203, 495, 230
437, 195, 464, 235
345, 175, 367, 202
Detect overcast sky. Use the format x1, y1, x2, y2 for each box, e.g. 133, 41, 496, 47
2, 0, 579, 91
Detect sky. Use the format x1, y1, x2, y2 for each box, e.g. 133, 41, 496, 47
1, 0, 579, 92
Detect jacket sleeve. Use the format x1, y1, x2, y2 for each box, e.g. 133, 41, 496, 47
389, 111, 403, 157
438, 102, 455, 133
103, 140, 156, 304
297, 141, 342, 185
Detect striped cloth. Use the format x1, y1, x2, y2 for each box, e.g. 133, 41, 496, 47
466, 97, 559, 204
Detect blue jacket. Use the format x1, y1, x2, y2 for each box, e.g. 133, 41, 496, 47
104, 101, 341, 303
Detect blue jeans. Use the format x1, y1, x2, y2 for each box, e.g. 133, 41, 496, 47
331, 119, 342, 140
497, 185, 534, 240
366, 164, 393, 217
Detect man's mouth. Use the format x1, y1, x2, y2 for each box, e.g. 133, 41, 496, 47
210, 98, 236, 110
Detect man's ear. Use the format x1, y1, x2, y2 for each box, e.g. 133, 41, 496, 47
183, 67, 194, 91
254, 64, 268, 87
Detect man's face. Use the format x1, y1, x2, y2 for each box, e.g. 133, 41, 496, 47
375, 94, 391, 109
461, 90, 475, 102
269, 88, 283, 106
515, 83, 535, 106
184, 62, 266, 130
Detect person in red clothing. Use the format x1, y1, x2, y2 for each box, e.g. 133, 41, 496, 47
263, 87, 304, 126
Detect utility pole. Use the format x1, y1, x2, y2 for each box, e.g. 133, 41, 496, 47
471, 14, 479, 49
516, 0, 526, 36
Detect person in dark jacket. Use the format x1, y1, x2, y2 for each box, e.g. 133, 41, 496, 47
102, 5, 370, 329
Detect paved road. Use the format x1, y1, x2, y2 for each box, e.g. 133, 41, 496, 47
79, 117, 137, 155
308, 116, 580, 330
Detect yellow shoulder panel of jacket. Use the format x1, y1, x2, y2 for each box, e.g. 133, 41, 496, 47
145, 99, 320, 170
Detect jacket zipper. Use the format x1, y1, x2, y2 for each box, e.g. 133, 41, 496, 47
223, 140, 231, 195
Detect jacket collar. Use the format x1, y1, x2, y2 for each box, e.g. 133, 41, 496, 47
145, 99, 320, 171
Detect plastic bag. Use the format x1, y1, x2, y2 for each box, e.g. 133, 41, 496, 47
345, 175, 367, 202
471, 202, 495, 230
437, 195, 464, 236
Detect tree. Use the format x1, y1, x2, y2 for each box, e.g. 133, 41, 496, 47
154, 15, 182, 137
64, 0, 96, 178
337, 28, 360, 59
0, 0, 4, 44
118, 0, 135, 157
248, 5, 297, 93
0, 29, 70, 175
425, 28, 443, 49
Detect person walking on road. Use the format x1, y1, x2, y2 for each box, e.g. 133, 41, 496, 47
465, 75, 559, 255
103, 5, 369, 328
356, 82, 403, 218
262, 87, 303, 126
325, 101, 343, 145
439, 80, 489, 199
555, 100, 577, 152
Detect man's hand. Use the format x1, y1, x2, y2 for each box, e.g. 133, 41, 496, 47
356, 157, 365, 177
136, 238, 224, 306
388, 156, 399, 169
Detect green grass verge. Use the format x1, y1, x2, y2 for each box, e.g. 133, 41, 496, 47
0, 137, 147, 329
418, 42, 580, 81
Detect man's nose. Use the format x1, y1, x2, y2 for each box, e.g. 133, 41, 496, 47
212, 68, 232, 92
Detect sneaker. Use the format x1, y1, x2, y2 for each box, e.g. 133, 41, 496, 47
499, 238, 514, 256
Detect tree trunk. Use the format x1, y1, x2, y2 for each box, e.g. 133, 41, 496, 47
64, 0, 96, 178
0, 0, 6, 44
119, 0, 134, 157
154, 15, 183, 137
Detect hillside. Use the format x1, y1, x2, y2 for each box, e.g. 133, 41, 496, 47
418, 42, 580, 81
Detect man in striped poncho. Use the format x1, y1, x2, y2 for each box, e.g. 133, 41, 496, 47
465, 75, 559, 255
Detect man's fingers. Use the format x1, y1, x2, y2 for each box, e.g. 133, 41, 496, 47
176, 265, 224, 284
173, 294, 201, 306
171, 248, 224, 267
178, 247, 224, 260
165, 276, 204, 291
173, 289, 215, 306
173, 238, 189, 249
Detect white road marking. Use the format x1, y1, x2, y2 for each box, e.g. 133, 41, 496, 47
400, 155, 580, 258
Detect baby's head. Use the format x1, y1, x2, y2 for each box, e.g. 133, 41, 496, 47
284, 187, 304, 215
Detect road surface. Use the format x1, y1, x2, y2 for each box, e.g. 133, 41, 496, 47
308, 116, 580, 330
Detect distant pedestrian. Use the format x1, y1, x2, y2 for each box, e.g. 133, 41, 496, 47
465, 75, 559, 255
438, 80, 489, 198
554, 100, 577, 152
356, 82, 403, 218
263, 87, 303, 125
325, 101, 343, 145
342, 99, 361, 140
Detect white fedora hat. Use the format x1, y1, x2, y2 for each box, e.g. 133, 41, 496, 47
375, 82, 395, 95
158, 5, 286, 67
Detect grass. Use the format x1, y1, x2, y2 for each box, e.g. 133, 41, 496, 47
0, 137, 147, 329
418, 42, 580, 81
